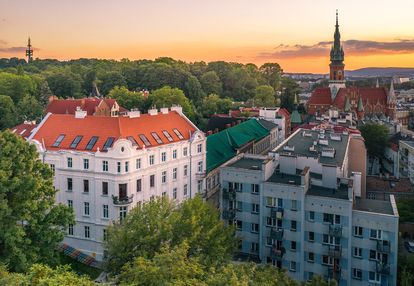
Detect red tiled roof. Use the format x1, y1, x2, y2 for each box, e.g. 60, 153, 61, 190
11, 122, 38, 139
32, 111, 196, 152
277, 108, 290, 118
307, 88, 332, 105
46, 98, 101, 115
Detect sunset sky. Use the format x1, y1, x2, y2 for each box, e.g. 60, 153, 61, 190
1, 0, 414, 73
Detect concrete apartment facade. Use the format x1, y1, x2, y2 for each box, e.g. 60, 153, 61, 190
220, 128, 399, 286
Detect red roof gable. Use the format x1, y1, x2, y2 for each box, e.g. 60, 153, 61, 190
32, 111, 196, 152
11, 122, 38, 139
46, 98, 101, 115
307, 88, 332, 105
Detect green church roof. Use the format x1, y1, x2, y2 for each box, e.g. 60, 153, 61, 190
206, 119, 269, 173
290, 110, 302, 124
344, 97, 351, 112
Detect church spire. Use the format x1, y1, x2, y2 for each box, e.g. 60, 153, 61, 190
330, 10, 344, 65
25, 37, 33, 63
329, 10, 346, 95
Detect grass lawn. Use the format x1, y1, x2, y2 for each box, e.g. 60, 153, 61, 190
58, 253, 102, 280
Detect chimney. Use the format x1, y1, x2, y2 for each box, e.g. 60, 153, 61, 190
148, 108, 158, 116
170, 105, 183, 115
75, 106, 87, 119
128, 109, 141, 118
160, 107, 169, 114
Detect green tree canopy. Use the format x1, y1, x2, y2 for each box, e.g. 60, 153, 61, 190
201, 94, 232, 117
45, 69, 82, 98
0, 131, 74, 272
359, 123, 389, 158
97, 71, 127, 96
259, 63, 283, 91
0, 95, 17, 130
108, 86, 146, 111
0, 72, 37, 103
149, 86, 194, 118
254, 85, 276, 107
200, 71, 223, 95
16, 95, 43, 123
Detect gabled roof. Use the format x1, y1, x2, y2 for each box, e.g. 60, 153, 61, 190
307, 88, 332, 105
45, 98, 127, 115
31, 111, 196, 152
290, 110, 302, 124
206, 119, 269, 172
11, 122, 38, 139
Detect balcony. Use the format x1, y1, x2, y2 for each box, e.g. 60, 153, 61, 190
270, 228, 284, 241
270, 246, 285, 260
271, 207, 284, 219
112, 194, 134, 205
195, 171, 206, 179
376, 240, 391, 253
328, 224, 342, 238
376, 261, 390, 275
327, 245, 342, 259
222, 188, 236, 201
222, 209, 236, 220
327, 265, 341, 281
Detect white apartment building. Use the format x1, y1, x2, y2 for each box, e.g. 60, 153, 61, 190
258, 108, 288, 145
28, 106, 206, 260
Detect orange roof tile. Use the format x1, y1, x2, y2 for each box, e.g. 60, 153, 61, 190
11, 122, 38, 139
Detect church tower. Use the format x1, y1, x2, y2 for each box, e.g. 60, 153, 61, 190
329, 11, 346, 99
25, 37, 33, 63
386, 81, 397, 120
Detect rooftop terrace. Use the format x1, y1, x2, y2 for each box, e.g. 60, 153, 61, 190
228, 158, 265, 170
353, 198, 395, 215
307, 184, 350, 200
266, 170, 302, 185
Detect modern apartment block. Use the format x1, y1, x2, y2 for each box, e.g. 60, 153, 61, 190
28, 106, 206, 260
220, 128, 398, 286
399, 140, 414, 184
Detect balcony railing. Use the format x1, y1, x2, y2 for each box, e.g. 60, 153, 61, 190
270, 246, 285, 260
195, 171, 206, 179
222, 188, 236, 201
112, 194, 134, 205
328, 224, 342, 238
222, 209, 236, 220
376, 240, 391, 253
376, 261, 390, 275
270, 228, 284, 241
271, 207, 284, 219
327, 265, 341, 281
327, 245, 342, 259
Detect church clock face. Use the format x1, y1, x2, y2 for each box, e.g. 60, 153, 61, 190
338, 70, 342, 75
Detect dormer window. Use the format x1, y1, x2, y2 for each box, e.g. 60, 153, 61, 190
52, 134, 65, 147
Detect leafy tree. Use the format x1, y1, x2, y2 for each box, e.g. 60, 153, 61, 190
104, 196, 235, 275
98, 71, 127, 96
0, 72, 37, 103
184, 75, 205, 105
0, 264, 94, 285
0, 131, 74, 272
82, 69, 97, 96
37, 80, 53, 107
253, 85, 276, 107
149, 86, 194, 117
201, 94, 232, 117
280, 77, 300, 112
17, 95, 43, 123
359, 123, 389, 158
397, 198, 414, 223
0, 95, 17, 130
259, 63, 283, 91
108, 86, 146, 111
200, 71, 222, 95
45, 70, 82, 98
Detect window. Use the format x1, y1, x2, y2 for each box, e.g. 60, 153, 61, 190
84, 202, 90, 216
322, 255, 334, 266
197, 143, 202, 153
235, 220, 242, 230
172, 150, 177, 159
184, 184, 188, 196
151, 132, 163, 144
354, 226, 363, 237
369, 250, 379, 260
266, 216, 276, 227
183, 147, 188, 156
70, 135, 83, 149
251, 223, 259, 233
323, 213, 333, 224
252, 203, 259, 214
369, 271, 380, 283
277, 198, 283, 207
102, 182, 108, 195
150, 175, 155, 188
309, 211, 315, 221
197, 161, 203, 173
52, 134, 65, 147
308, 232, 315, 242
236, 201, 243, 212
173, 188, 177, 199
85, 136, 99, 150
83, 179, 89, 193
172, 168, 177, 180
67, 178, 73, 191
84, 226, 90, 238
353, 247, 362, 258
83, 159, 89, 170
136, 179, 142, 192
67, 157, 73, 168
291, 200, 297, 211
291, 241, 297, 251
290, 261, 296, 272
127, 136, 138, 146
352, 268, 362, 280
103, 229, 108, 241
184, 165, 188, 176
103, 204, 109, 218
125, 161, 129, 172
197, 180, 202, 192
120, 206, 127, 221
68, 224, 73, 235
162, 191, 166, 197
149, 155, 155, 165
370, 229, 382, 240
291, 220, 297, 231
136, 158, 141, 169
50, 164, 55, 173
117, 162, 121, 173
323, 234, 340, 245
162, 171, 167, 183
139, 134, 151, 146
161, 152, 167, 162
162, 130, 174, 142
308, 252, 314, 262
67, 200, 73, 208
173, 128, 184, 139
102, 160, 108, 172
252, 184, 259, 194
251, 242, 259, 253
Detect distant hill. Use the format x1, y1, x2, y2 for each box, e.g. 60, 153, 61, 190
345, 67, 414, 78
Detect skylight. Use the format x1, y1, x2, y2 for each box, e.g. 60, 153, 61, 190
85, 136, 99, 150
139, 134, 151, 146
52, 134, 65, 147
173, 128, 184, 140
162, 130, 174, 142
151, 132, 163, 144
70, 135, 83, 149
102, 137, 115, 151
127, 136, 138, 146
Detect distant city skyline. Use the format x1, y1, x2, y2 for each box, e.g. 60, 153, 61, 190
1, 0, 414, 73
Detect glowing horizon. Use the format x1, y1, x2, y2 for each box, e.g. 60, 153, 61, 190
1, 0, 414, 73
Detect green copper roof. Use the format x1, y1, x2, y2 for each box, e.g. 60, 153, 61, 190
206, 119, 269, 172
344, 97, 351, 112
290, 110, 302, 124
357, 96, 364, 112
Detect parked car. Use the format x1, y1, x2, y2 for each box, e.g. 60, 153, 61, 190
405, 241, 414, 253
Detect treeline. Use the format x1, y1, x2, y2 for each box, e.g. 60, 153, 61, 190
0, 57, 300, 129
